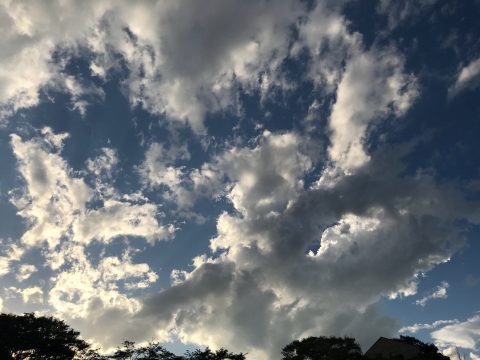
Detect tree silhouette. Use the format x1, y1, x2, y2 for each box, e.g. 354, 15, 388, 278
281, 336, 365, 360
3, 312, 448, 360
0, 312, 93, 359
111, 344, 246, 360
396, 336, 449, 360
111, 341, 182, 360
184, 347, 246, 360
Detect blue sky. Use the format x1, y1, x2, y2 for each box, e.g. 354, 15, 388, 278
0, 1, 480, 359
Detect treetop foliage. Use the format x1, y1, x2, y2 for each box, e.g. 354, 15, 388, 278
0, 313, 450, 360
0, 312, 91, 360
281, 336, 364, 360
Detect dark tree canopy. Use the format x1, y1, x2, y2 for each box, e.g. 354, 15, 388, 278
0, 312, 451, 360
0, 312, 92, 360
396, 336, 450, 360
281, 336, 365, 360
184, 347, 246, 360
0, 312, 246, 360
110, 341, 183, 360
110, 342, 245, 360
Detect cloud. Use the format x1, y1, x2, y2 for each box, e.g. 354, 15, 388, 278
328, 48, 418, 171
415, 281, 449, 307
0, 0, 109, 120
1, 2, 479, 359
73, 199, 175, 245
108, 0, 306, 132
449, 58, 480, 97
293, 1, 361, 91
400, 319, 459, 334
46, 243, 161, 350
0, 0, 309, 130
471, 352, 480, 360
138, 142, 193, 210
432, 314, 480, 350
21, 286, 44, 304
16, 264, 36, 282
10, 128, 174, 248
6, 127, 177, 349
0, 243, 24, 277
10, 128, 92, 248
2, 0, 409, 137
136, 135, 478, 359
376, 0, 437, 29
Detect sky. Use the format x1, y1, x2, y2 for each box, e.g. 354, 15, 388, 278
0, 0, 479, 359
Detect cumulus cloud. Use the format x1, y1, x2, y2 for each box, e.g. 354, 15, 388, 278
449, 58, 480, 97
0, 0, 110, 120
21, 286, 44, 304
44, 243, 161, 350
1, 2, 479, 359
134, 136, 478, 359
293, 1, 361, 91
0, 243, 24, 277
0, 0, 309, 130
7, 127, 173, 348
16, 264, 36, 282
1, 0, 410, 136
328, 48, 417, 171
10, 128, 173, 247
111, 0, 306, 132
400, 319, 459, 334
415, 281, 449, 307
138, 142, 193, 210
432, 314, 480, 350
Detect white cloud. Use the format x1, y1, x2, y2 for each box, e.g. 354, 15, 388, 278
73, 199, 175, 245
449, 58, 480, 97
10, 128, 174, 247
471, 352, 480, 360
47, 243, 161, 349
293, 1, 361, 91
0, 243, 24, 277
0, 0, 110, 120
21, 286, 44, 304
16, 264, 36, 282
6, 127, 177, 348
108, 0, 305, 132
0, 0, 309, 130
137, 135, 476, 359
415, 281, 449, 307
218, 131, 312, 218
400, 319, 459, 334
432, 314, 480, 350
86, 147, 119, 178
138, 142, 193, 209
328, 48, 418, 171
1, 3, 478, 359
10, 128, 92, 248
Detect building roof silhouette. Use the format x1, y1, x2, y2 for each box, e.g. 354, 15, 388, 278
365, 337, 422, 360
